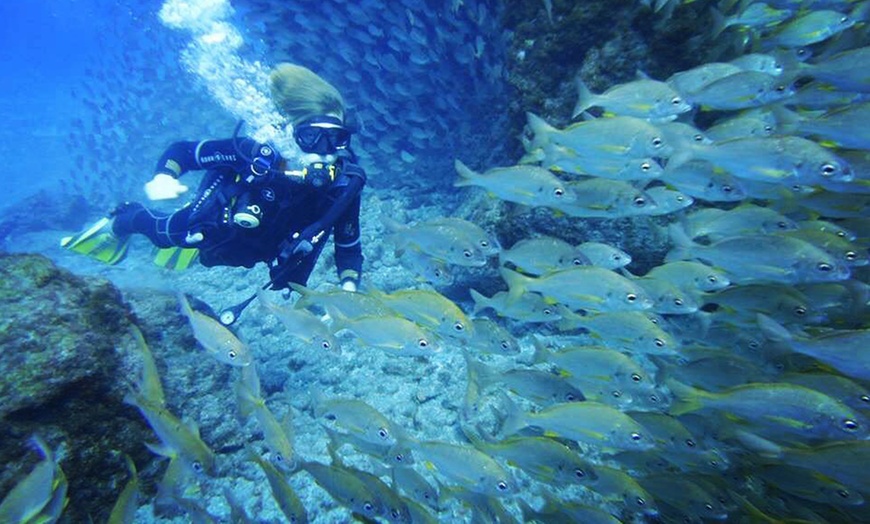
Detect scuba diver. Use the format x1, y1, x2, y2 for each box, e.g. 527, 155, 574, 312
61, 63, 365, 307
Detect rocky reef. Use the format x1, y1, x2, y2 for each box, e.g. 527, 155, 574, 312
0, 253, 222, 522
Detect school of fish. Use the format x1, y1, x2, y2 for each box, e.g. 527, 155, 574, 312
4, 0, 870, 522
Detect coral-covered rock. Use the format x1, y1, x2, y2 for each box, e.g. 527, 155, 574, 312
0, 253, 134, 418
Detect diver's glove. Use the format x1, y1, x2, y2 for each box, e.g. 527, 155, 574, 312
270, 229, 320, 287
277, 234, 315, 263
145, 173, 189, 201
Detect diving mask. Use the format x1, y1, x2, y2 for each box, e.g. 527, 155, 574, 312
293, 115, 352, 155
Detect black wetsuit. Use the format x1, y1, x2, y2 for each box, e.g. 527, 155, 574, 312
112, 137, 365, 289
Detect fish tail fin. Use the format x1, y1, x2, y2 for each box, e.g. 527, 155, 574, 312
555, 304, 585, 332
664, 223, 696, 263
769, 105, 800, 135
572, 77, 595, 119
466, 353, 494, 388
531, 335, 553, 365
665, 379, 706, 416
323, 305, 349, 333
525, 112, 557, 150
234, 380, 261, 420
519, 146, 545, 164
665, 149, 694, 171
289, 283, 315, 309
453, 159, 479, 187
177, 293, 194, 320
380, 215, 407, 234
709, 6, 726, 39
499, 266, 530, 304
495, 392, 527, 438
468, 288, 490, 315
756, 313, 793, 342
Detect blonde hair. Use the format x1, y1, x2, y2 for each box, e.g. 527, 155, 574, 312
269, 63, 345, 125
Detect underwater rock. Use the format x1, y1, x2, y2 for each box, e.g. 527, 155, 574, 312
0, 253, 144, 521
0, 254, 236, 523
0, 191, 92, 251
0, 253, 134, 418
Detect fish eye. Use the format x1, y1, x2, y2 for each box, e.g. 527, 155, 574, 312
364, 502, 374, 512
554, 188, 565, 197
612, 390, 622, 398
839, 489, 851, 499
641, 161, 652, 171
543, 308, 554, 316
651, 137, 663, 148
707, 275, 718, 283
636, 497, 646, 506
846, 251, 857, 261
674, 298, 684, 306
793, 306, 807, 316
631, 373, 642, 382
705, 503, 714, 511
843, 419, 859, 431
722, 184, 733, 193
861, 395, 870, 403
565, 393, 577, 402
500, 340, 510, 350
391, 509, 401, 518
654, 338, 666, 347
630, 432, 642, 441
497, 480, 509, 491
820, 163, 837, 177
649, 394, 659, 403
274, 453, 284, 463
574, 468, 586, 478
775, 84, 786, 93
228, 350, 237, 360
192, 461, 203, 473
671, 96, 682, 105
776, 221, 788, 229
693, 134, 704, 142
840, 15, 849, 23
633, 196, 646, 207
748, 340, 761, 350
418, 338, 430, 348
685, 438, 696, 447
463, 250, 473, 258
394, 452, 405, 463
378, 427, 390, 439
817, 262, 833, 272
572, 258, 584, 265
626, 293, 637, 302
453, 322, 465, 331
480, 240, 489, 247
321, 340, 331, 350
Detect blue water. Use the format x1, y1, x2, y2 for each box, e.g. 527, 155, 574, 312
0, 1, 106, 207
3, 0, 869, 522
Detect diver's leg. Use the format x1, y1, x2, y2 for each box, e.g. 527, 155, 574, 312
112, 202, 198, 248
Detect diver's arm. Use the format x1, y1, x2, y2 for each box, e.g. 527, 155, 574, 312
271, 165, 366, 288
153, 138, 262, 178
146, 138, 264, 201
334, 193, 363, 289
